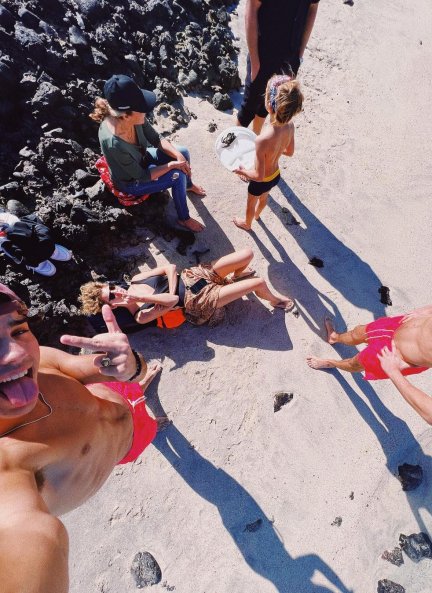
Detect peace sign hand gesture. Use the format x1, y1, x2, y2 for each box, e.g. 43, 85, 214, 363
60, 305, 140, 382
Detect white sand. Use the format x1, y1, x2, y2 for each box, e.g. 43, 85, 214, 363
65, 1, 432, 591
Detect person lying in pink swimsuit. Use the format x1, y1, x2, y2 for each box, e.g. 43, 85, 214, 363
307, 306, 432, 425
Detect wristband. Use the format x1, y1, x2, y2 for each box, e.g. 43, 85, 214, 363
128, 349, 143, 382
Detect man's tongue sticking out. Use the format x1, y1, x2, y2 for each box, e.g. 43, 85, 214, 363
0, 376, 39, 408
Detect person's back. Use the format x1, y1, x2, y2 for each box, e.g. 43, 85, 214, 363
233, 75, 303, 231
394, 313, 432, 368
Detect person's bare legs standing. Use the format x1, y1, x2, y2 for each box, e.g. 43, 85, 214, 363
306, 317, 367, 371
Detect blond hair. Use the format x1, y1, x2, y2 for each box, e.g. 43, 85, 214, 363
89, 97, 131, 123
266, 77, 303, 126
79, 281, 106, 315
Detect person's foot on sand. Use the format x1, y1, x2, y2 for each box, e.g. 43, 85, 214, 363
306, 356, 335, 369
156, 416, 172, 432
179, 217, 204, 232
139, 362, 162, 391
233, 217, 251, 231
324, 316, 339, 344
188, 183, 206, 197
272, 298, 295, 312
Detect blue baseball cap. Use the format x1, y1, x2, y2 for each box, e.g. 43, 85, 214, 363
103, 75, 157, 113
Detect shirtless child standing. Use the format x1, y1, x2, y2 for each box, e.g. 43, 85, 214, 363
233, 75, 303, 231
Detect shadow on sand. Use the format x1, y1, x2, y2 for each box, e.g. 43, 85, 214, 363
152, 423, 353, 593
266, 178, 386, 319
325, 340, 432, 533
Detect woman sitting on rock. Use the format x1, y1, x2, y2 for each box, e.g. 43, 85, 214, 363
90, 74, 205, 232
79, 248, 294, 328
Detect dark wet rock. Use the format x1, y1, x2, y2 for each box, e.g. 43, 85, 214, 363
399, 532, 432, 562
397, 463, 423, 491
343, 0, 354, 5
309, 256, 324, 268
273, 391, 294, 413
207, 120, 218, 132
244, 518, 262, 533
74, 169, 99, 187
131, 551, 162, 588
6, 200, 31, 217
349, 491, 354, 500
18, 7, 41, 30
0, 6, 15, 30
381, 547, 404, 567
379, 285, 392, 306
32, 82, 62, 110
212, 92, 233, 111
377, 580, 405, 593
331, 517, 342, 527
0, 183, 21, 200
68, 25, 88, 47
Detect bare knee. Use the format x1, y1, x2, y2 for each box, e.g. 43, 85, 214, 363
236, 247, 254, 262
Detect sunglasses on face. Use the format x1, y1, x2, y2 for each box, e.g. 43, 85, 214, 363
108, 283, 117, 301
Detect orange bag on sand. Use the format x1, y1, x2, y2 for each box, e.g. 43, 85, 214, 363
156, 308, 186, 329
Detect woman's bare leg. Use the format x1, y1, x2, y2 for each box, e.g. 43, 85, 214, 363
211, 248, 254, 279
216, 276, 294, 310
306, 353, 364, 372
325, 317, 368, 345
255, 192, 269, 220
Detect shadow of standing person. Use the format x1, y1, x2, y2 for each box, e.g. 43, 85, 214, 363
154, 424, 353, 593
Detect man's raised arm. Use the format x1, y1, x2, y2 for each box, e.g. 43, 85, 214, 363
40, 305, 147, 385
0, 471, 69, 593
299, 1, 319, 60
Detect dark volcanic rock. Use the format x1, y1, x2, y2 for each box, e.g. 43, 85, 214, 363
273, 391, 294, 412
397, 463, 423, 491
131, 551, 162, 588
377, 580, 405, 593
212, 92, 233, 111
399, 532, 432, 562
381, 547, 404, 567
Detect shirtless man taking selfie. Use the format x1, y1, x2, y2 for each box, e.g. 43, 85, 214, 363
0, 283, 159, 592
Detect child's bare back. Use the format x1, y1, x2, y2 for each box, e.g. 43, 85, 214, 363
233, 75, 303, 231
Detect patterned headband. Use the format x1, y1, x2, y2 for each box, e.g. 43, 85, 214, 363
269, 75, 292, 112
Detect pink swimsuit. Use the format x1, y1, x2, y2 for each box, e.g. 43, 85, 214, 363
358, 315, 428, 381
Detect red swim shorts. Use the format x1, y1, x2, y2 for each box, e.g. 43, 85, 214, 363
357, 315, 428, 381
99, 382, 157, 464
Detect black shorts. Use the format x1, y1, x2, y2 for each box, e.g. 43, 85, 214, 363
248, 173, 281, 196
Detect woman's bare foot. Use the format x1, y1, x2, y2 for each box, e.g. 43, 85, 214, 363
325, 316, 339, 344
139, 362, 162, 391
188, 183, 206, 197
306, 356, 335, 369
272, 298, 295, 312
233, 217, 251, 231
179, 217, 204, 232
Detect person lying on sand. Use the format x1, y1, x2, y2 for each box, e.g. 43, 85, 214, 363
79, 247, 295, 328
307, 307, 432, 424
233, 75, 303, 231
0, 283, 164, 592
91, 74, 205, 232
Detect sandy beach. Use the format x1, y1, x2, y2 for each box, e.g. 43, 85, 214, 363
64, 1, 432, 591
